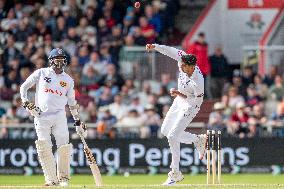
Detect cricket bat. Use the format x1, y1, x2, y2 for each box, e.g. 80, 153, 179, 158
79, 134, 103, 186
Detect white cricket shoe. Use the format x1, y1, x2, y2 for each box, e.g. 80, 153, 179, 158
59, 181, 69, 187
44, 182, 58, 187
162, 170, 184, 186
194, 134, 207, 160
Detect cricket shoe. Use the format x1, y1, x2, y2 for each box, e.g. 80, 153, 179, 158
194, 134, 207, 160
59, 177, 69, 187
59, 181, 69, 187
162, 170, 184, 186
43, 181, 58, 187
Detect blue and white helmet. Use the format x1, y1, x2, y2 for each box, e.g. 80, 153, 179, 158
48, 48, 67, 70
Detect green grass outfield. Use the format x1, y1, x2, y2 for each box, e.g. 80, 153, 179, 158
0, 174, 284, 189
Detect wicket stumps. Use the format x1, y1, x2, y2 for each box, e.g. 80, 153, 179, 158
206, 130, 222, 184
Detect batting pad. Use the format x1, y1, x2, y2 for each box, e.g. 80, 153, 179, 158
35, 140, 58, 185
57, 143, 73, 182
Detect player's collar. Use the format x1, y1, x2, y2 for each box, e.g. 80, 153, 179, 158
49, 67, 65, 75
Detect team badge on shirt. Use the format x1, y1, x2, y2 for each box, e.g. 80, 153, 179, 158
44, 77, 51, 83
60, 81, 67, 87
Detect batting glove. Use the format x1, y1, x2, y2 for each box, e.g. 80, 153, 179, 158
22, 101, 42, 117
74, 120, 87, 138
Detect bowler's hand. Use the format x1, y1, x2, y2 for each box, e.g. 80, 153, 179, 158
146, 44, 155, 52
74, 120, 88, 138
170, 88, 187, 99
170, 88, 179, 97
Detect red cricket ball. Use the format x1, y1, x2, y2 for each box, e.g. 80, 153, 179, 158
134, 2, 140, 8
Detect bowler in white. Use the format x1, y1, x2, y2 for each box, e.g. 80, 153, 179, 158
146, 44, 207, 185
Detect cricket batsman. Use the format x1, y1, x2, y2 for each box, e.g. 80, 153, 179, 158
20, 48, 87, 186
146, 44, 207, 185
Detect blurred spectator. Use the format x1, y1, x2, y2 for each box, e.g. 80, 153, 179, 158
68, 56, 82, 74
128, 95, 144, 114
124, 78, 138, 96
245, 84, 262, 107
267, 103, 284, 136
147, 94, 163, 118
247, 117, 258, 138
82, 26, 97, 47
242, 66, 255, 88
208, 102, 227, 132
96, 86, 114, 107
80, 101, 98, 123
120, 85, 131, 105
253, 74, 268, 99
83, 51, 106, 75
4, 68, 20, 91
62, 5, 77, 28
1, 8, 18, 31
132, 27, 146, 46
19, 67, 31, 84
98, 64, 125, 90
99, 43, 113, 65
109, 94, 128, 120
30, 46, 48, 64
67, 0, 83, 19
43, 34, 55, 56
81, 66, 99, 88
52, 16, 67, 41
103, 7, 116, 29
139, 16, 156, 44
141, 104, 161, 138
108, 25, 123, 66
85, 5, 99, 27
1, 105, 22, 139
34, 18, 51, 39
97, 18, 111, 46
122, 15, 133, 36
0, 65, 4, 89
76, 16, 89, 36
0, 0, 7, 20
186, 32, 210, 78
250, 103, 267, 129
67, 27, 80, 43
15, 18, 33, 42
62, 36, 77, 56
227, 102, 249, 138
12, 95, 30, 122
116, 109, 143, 138
264, 65, 278, 87
267, 75, 284, 101
160, 73, 176, 91
145, 5, 162, 34
157, 86, 171, 105
186, 32, 211, 97
223, 72, 246, 97
138, 81, 152, 105
77, 45, 90, 66
2, 35, 20, 73
227, 87, 245, 109
209, 47, 229, 99
96, 107, 116, 139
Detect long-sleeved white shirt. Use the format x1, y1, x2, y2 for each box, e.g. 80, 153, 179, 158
154, 44, 204, 102
20, 68, 77, 113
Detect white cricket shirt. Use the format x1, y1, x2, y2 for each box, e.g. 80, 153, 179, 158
20, 68, 77, 113
154, 44, 204, 102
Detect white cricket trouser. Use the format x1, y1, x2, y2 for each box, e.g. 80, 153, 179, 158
34, 111, 69, 148
161, 96, 203, 171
